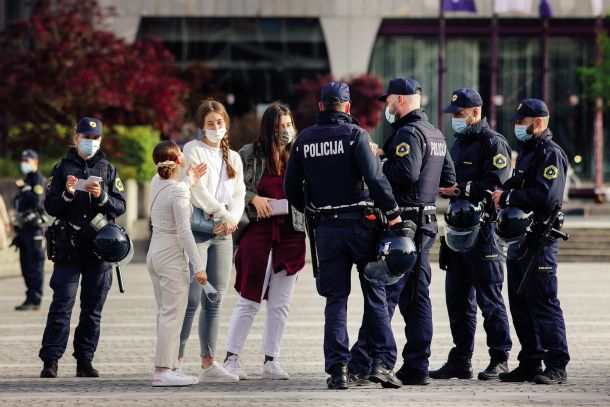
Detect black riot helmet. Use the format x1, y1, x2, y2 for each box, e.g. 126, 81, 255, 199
364, 220, 418, 286
493, 207, 534, 255
85, 213, 134, 265
444, 199, 485, 253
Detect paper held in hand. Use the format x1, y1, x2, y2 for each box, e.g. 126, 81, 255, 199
74, 176, 102, 192
268, 199, 289, 216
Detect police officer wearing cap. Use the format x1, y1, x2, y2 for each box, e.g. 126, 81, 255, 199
349, 77, 456, 386
12, 149, 47, 311
491, 99, 570, 385
430, 88, 513, 381
285, 82, 403, 390
39, 117, 126, 378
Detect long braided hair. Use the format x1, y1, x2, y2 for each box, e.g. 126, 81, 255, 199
195, 98, 236, 179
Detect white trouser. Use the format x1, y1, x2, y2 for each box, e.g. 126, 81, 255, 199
147, 232, 190, 368
225, 251, 297, 358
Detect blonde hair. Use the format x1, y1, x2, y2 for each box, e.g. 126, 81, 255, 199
195, 98, 236, 179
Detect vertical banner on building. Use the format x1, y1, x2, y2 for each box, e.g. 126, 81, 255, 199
494, 0, 533, 14
441, 0, 477, 13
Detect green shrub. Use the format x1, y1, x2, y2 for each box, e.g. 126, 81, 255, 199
107, 125, 161, 183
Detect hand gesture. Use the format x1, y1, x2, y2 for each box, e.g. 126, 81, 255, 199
251, 195, 273, 219
438, 182, 458, 198
66, 175, 78, 195
85, 180, 102, 198
388, 215, 402, 227
187, 163, 207, 184
491, 190, 503, 211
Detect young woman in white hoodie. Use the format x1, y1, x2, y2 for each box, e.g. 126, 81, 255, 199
178, 99, 246, 382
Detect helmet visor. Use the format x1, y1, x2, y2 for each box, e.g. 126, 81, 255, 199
444, 224, 480, 253
492, 230, 528, 259
364, 260, 404, 286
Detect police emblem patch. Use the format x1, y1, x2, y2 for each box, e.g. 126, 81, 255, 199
115, 177, 124, 191
89, 121, 97, 128
451, 94, 458, 102
33, 184, 44, 195
396, 142, 410, 157
47, 176, 53, 190
492, 154, 507, 169
544, 165, 558, 180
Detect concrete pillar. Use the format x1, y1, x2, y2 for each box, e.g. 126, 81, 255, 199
124, 178, 138, 234
320, 16, 382, 79
105, 16, 141, 43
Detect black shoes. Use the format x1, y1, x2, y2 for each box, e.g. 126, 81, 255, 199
348, 372, 373, 387
534, 367, 567, 384
498, 364, 543, 382
76, 359, 100, 377
429, 360, 473, 380
40, 360, 58, 378
15, 302, 40, 311
478, 360, 509, 381
368, 359, 402, 389
326, 364, 348, 390
395, 366, 430, 386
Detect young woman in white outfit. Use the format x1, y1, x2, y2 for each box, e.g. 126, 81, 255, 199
178, 99, 246, 382
147, 140, 209, 387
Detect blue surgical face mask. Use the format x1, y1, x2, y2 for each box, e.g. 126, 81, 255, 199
79, 138, 101, 157
514, 121, 534, 142
20, 162, 32, 174
384, 97, 399, 124
451, 111, 473, 134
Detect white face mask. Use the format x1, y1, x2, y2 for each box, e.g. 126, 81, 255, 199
205, 128, 227, 143
280, 128, 294, 146
384, 97, 398, 124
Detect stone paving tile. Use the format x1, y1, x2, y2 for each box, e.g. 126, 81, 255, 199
0, 261, 609, 406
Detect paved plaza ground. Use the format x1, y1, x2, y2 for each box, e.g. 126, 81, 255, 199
0, 259, 609, 406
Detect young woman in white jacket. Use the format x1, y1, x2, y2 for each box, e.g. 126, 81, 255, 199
178, 99, 246, 382
147, 140, 208, 387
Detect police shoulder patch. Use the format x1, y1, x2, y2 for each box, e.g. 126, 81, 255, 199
115, 177, 124, 192
33, 184, 44, 195
396, 142, 410, 157
492, 153, 507, 169
47, 176, 53, 191
544, 165, 558, 180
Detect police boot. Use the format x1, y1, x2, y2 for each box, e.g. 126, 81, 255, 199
368, 358, 402, 389
534, 367, 567, 385
478, 360, 508, 381
76, 359, 100, 377
40, 360, 58, 378
15, 302, 40, 311
326, 364, 348, 390
429, 359, 473, 380
498, 364, 543, 382
395, 365, 430, 386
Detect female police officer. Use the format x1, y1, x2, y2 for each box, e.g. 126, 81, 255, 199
39, 117, 126, 378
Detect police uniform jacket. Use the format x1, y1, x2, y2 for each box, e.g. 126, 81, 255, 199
45, 148, 126, 226
382, 109, 456, 206
14, 171, 47, 217
284, 110, 400, 220
451, 118, 512, 204
500, 130, 568, 220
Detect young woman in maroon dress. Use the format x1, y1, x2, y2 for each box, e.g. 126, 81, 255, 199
222, 103, 306, 380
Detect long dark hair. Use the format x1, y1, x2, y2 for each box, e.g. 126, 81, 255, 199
195, 98, 236, 179
259, 102, 296, 175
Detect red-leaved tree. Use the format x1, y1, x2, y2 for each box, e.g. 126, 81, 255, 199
292, 74, 385, 133
0, 0, 188, 157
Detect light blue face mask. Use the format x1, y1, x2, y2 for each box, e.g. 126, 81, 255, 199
20, 162, 32, 174
514, 121, 535, 142
451, 111, 473, 134
79, 138, 101, 157
385, 98, 398, 124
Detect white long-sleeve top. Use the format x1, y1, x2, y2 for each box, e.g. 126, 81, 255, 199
149, 175, 206, 272
182, 139, 245, 223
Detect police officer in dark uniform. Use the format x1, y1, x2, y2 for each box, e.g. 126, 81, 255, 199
430, 88, 513, 381
285, 82, 403, 390
39, 117, 126, 378
12, 149, 47, 311
349, 77, 456, 386
491, 99, 570, 384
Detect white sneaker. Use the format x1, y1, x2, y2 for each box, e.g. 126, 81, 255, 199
173, 367, 199, 384
223, 355, 248, 380
199, 361, 239, 382
263, 360, 289, 380
151, 369, 194, 387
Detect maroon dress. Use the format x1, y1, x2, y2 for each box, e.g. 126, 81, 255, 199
234, 168, 306, 303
